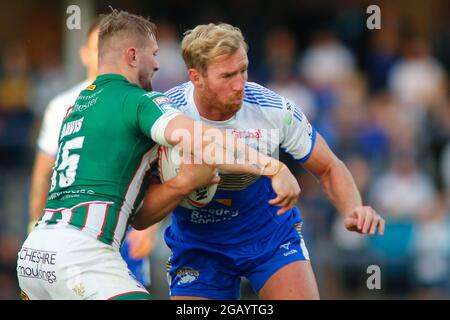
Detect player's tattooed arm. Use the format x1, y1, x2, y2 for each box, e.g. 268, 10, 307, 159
133, 162, 219, 230
161, 115, 300, 214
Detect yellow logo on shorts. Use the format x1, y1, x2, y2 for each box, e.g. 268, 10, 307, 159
72, 283, 86, 297
20, 290, 30, 300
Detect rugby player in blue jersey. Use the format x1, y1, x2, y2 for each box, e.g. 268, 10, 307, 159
135, 23, 385, 300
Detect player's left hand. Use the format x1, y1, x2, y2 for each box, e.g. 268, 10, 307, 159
343, 205, 385, 236
127, 227, 157, 259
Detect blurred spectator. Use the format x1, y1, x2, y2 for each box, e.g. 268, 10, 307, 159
388, 36, 447, 125
0, 42, 33, 167
442, 142, 450, 197
297, 30, 359, 151
368, 149, 438, 294
264, 27, 317, 120
298, 30, 356, 89
367, 11, 400, 91
151, 20, 188, 92
370, 149, 437, 220
412, 191, 450, 295
0, 42, 33, 300
29, 47, 67, 120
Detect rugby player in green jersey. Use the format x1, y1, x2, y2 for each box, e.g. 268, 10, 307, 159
17, 10, 299, 300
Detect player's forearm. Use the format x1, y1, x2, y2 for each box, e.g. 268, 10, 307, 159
318, 158, 363, 217
164, 115, 281, 176
132, 177, 190, 230
29, 179, 49, 220
29, 152, 54, 220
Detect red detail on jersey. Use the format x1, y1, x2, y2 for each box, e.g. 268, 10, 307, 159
63, 105, 74, 120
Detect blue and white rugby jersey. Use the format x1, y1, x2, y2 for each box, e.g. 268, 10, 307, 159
165, 82, 317, 245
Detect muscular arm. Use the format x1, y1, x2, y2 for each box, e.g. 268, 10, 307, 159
303, 133, 384, 235
29, 151, 55, 221
303, 134, 362, 215
135, 113, 301, 229
126, 224, 159, 259
163, 115, 282, 176
132, 175, 192, 230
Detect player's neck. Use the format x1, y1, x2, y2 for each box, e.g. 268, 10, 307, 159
98, 65, 138, 86
86, 70, 97, 83
193, 89, 235, 122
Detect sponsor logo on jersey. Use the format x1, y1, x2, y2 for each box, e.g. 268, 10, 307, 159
190, 208, 239, 224
215, 198, 233, 206
47, 188, 95, 201
286, 101, 293, 111
74, 97, 98, 112
231, 129, 264, 140
175, 267, 199, 285
153, 96, 170, 105
86, 84, 96, 91
152, 95, 175, 113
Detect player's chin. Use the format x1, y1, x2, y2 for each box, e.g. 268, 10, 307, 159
227, 102, 242, 113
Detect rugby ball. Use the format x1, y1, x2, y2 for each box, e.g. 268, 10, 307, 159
158, 146, 218, 209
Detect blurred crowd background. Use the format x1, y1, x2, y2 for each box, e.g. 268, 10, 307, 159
0, 0, 449, 299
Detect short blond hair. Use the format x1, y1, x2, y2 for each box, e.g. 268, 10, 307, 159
181, 23, 248, 75
98, 9, 157, 61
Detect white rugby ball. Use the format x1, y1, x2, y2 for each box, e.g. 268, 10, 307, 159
158, 146, 218, 209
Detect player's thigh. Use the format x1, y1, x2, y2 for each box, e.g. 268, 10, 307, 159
51, 262, 152, 300
258, 260, 320, 300
61, 248, 151, 299
246, 218, 319, 299
166, 249, 240, 300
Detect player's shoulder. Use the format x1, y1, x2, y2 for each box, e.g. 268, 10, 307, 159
129, 90, 176, 115
121, 83, 161, 104
243, 82, 307, 126
243, 82, 284, 110
164, 82, 191, 109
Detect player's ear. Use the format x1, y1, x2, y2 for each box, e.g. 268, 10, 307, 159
125, 47, 138, 67
188, 68, 203, 87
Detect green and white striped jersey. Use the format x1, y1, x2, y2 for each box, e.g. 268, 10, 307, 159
34, 74, 177, 250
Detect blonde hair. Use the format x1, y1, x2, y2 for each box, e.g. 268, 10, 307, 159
181, 23, 248, 74
98, 9, 157, 61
